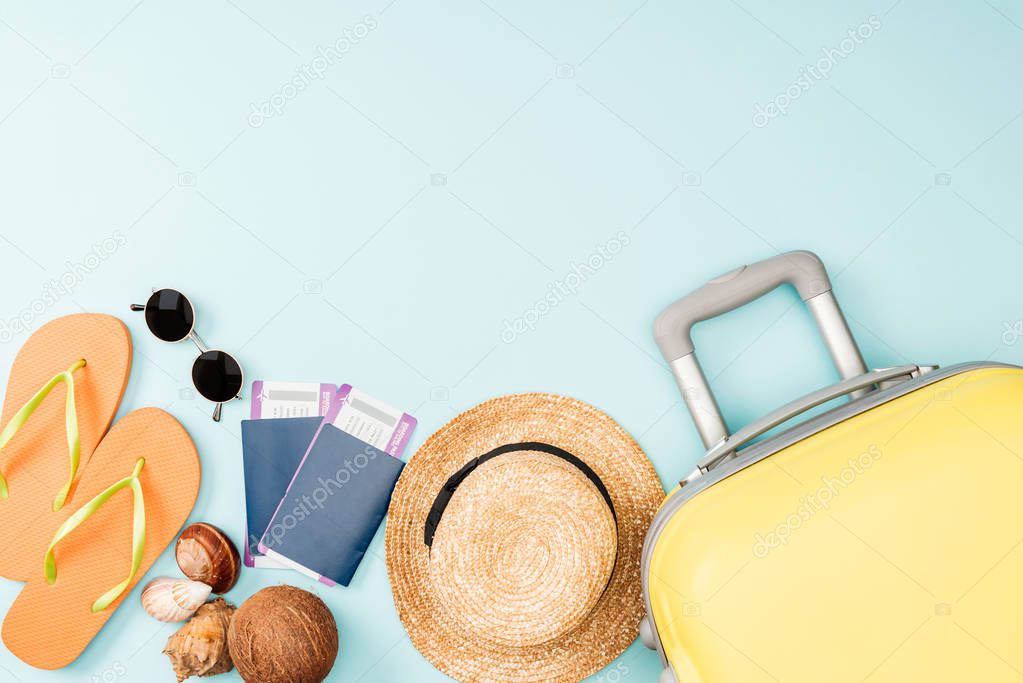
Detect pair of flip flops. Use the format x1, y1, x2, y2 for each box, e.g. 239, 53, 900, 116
0, 314, 201, 669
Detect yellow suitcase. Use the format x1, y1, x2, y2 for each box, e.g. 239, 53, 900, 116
641, 251, 1023, 682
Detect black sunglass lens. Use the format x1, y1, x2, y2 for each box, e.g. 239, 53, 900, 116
145, 289, 194, 342
192, 351, 243, 403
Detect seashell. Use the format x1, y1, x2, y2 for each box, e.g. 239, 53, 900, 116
141, 577, 212, 622
176, 523, 241, 594
164, 597, 236, 682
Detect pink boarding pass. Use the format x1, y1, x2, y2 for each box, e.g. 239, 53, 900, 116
327, 384, 417, 457
250, 381, 335, 419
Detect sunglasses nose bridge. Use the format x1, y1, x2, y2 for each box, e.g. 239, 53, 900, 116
187, 330, 210, 353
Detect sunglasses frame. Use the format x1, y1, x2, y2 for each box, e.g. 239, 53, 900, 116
130, 289, 243, 422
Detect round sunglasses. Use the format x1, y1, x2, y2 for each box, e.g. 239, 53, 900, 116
130, 289, 243, 421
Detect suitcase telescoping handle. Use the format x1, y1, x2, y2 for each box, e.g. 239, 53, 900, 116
654, 250, 867, 449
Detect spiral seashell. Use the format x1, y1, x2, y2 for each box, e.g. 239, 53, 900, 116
175, 523, 241, 594
141, 577, 212, 622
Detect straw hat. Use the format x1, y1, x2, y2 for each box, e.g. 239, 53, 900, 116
386, 394, 664, 683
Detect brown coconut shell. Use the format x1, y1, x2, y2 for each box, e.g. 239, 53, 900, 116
163, 598, 236, 682
227, 586, 338, 683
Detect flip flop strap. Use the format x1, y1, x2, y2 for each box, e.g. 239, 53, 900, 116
43, 458, 146, 613
0, 359, 86, 510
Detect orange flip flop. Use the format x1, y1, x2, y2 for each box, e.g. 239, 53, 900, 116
1, 408, 200, 669
0, 314, 131, 580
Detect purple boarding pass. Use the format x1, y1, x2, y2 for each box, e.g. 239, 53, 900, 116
325, 384, 417, 457
250, 381, 335, 419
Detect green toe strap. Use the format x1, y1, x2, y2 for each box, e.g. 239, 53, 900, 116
0, 359, 86, 510
44, 458, 146, 613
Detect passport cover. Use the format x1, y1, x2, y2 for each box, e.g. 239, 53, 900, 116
240, 416, 323, 568
258, 422, 405, 586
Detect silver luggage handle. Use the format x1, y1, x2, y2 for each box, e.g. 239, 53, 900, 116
694, 364, 921, 474
654, 250, 867, 449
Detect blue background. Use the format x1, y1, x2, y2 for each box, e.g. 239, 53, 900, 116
1, 0, 1022, 681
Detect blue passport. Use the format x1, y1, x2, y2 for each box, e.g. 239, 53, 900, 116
257, 422, 405, 586
240, 416, 323, 568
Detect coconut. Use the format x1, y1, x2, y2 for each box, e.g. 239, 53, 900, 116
227, 586, 338, 683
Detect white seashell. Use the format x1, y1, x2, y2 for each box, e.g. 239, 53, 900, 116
141, 577, 212, 622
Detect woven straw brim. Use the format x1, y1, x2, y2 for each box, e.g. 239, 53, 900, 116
386, 394, 664, 683
429, 451, 619, 648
